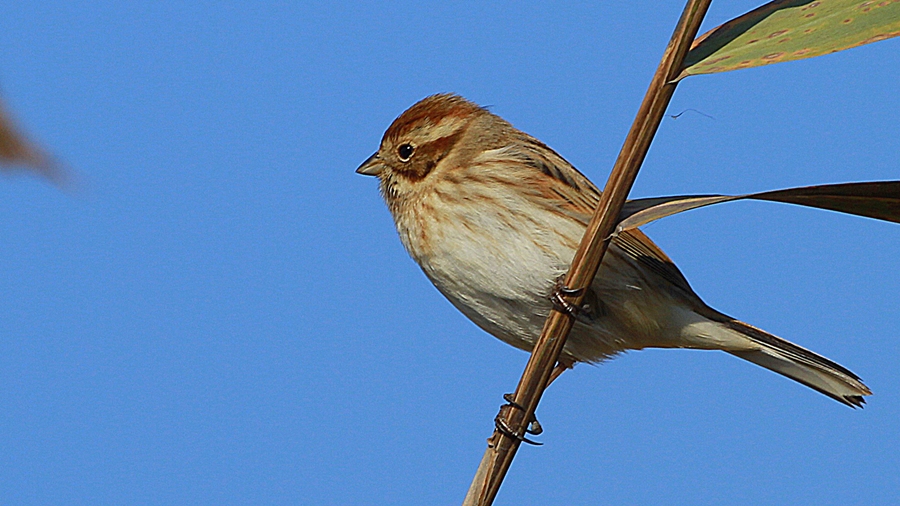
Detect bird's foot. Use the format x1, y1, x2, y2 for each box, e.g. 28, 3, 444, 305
550, 275, 586, 317
494, 393, 543, 445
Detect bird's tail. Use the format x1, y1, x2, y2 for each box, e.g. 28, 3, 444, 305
704, 315, 872, 407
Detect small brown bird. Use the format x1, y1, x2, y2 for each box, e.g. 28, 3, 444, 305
357, 94, 871, 407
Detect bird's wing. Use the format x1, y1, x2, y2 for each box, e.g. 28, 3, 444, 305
526, 144, 697, 298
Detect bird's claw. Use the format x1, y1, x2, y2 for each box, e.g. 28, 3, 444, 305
550, 276, 586, 317
495, 393, 543, 445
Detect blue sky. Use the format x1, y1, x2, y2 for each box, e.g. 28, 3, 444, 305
1, 2, 898, 504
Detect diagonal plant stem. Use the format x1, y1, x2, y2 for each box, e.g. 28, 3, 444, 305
463, 1, 713, 504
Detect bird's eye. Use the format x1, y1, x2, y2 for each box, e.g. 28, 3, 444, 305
397, 143, 414, 162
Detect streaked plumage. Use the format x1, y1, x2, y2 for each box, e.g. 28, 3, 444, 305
357, 94, 871, 407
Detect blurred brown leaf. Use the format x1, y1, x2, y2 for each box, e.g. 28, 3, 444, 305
0, 97, 65, 184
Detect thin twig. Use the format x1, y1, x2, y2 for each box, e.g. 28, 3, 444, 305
463, 2, 713, 504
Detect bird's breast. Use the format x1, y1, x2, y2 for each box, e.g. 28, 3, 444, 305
389, 181, 591, 347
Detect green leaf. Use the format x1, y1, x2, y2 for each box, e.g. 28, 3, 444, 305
618, 181, 900, 231
680, 0, 900, 78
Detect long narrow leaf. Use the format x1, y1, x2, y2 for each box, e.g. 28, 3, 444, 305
618, 181, 900, 231
680, 0, 900, 78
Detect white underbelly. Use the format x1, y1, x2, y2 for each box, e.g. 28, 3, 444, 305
393, 189, 692, 362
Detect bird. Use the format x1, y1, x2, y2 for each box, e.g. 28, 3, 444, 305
356, 93, 871, 407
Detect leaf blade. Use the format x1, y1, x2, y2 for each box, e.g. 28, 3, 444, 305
618, 181, 900, 231
680, 0, 900, 78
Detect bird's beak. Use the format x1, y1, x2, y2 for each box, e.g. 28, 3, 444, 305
356, 152, 385, 176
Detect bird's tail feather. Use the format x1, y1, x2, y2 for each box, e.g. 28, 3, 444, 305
712, 317, 871, 407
